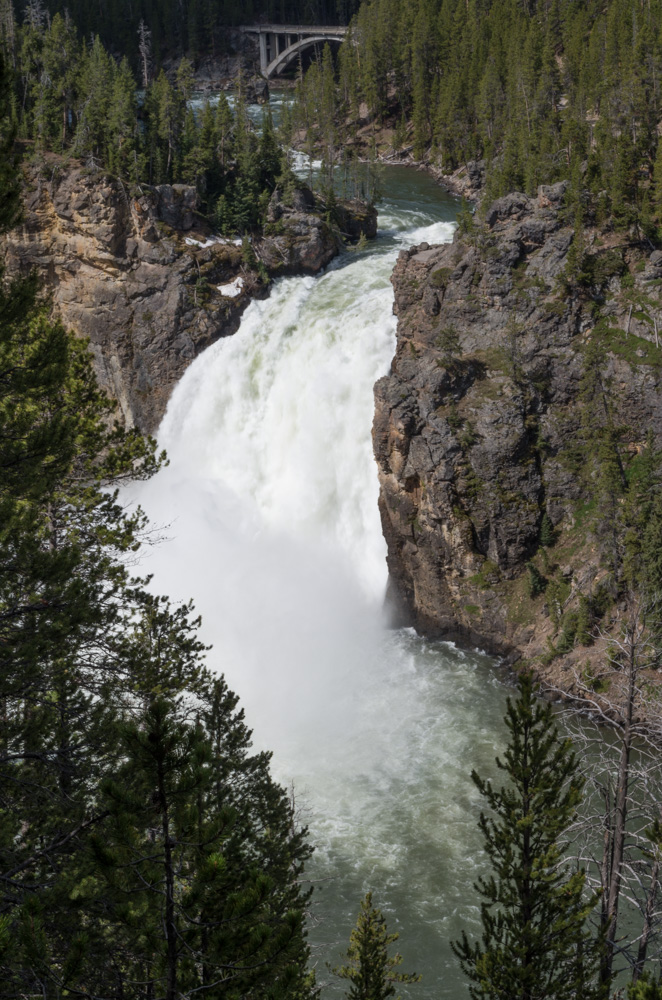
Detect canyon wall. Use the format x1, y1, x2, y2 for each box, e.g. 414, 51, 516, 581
3, 162, 364, 433
374, 183, 662, 678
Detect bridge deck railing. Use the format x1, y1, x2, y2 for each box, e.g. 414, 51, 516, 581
240, 24, 347, 34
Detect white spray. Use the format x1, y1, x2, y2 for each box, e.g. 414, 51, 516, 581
129, 180, 507, 996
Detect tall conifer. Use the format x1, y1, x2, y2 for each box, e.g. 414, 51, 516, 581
453, 673, 602, 1000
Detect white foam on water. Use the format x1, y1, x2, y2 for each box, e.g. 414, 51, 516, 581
132, 229, 429, 747
127, 179, 509, 996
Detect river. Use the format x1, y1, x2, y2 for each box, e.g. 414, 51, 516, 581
129, 163, 512, 997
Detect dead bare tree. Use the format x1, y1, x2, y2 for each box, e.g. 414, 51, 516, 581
548, 594, 662, 990
24, 0, 45, 32
138, 18, 152, 90
0, 0, 16, 64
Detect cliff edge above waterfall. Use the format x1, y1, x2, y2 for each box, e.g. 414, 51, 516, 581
374, 183, 662, 689
3, 158, 375, 434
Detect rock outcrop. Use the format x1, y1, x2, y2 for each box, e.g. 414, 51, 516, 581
374, 182, 662, 678
333, 198, 378, 242
3, 161, 365, 433
2, 164, 261, 432
261, 185, 340, 274
431, 159, 486, 202
261, 187, 377, 273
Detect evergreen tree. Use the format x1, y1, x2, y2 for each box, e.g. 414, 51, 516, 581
0, 50, 317, 998
107, 56, 141, 180
72, 35, 114, 165
91, 687, 314, 999
630, 973, 662, 1000
0, 50, 20, 231
334, 892, 420, 1000
436, 324, 461, 367
453, 673, 601, 1000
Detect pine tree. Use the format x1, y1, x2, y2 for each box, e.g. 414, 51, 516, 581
0, 55, 164, 989
0, 46, 317, 993
436, 324, 461, 367
72, 35, 114, 165
539, 512, 555, 548
653, 140, 662, 226
629, 974, 662, 1000
107, 56, 141, 180
215, 91, 234, 170
0, 50, 19, 231
334, 892, 420, 1000
452, 673, 601, 1000
88, 674, 315, 999
0, 0, 16, 64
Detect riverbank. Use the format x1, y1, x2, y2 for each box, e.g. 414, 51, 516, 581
291, 102, 486, 203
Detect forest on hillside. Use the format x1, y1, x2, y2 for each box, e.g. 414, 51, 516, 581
2, 0, 360, 68
0, 6, 299, 234
9, 0, 662, 242
293, 0, 662, 234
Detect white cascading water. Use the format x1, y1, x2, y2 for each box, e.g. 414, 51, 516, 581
129, 167, 510, 997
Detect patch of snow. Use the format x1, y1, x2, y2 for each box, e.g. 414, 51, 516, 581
217, 277, 244, 298
185, 236, 244, 248
185, 236, 219, 248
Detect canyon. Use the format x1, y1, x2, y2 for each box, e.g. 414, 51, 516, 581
7, 155, 662, 689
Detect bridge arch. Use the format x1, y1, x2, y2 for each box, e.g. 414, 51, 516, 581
240, 25, 348, 80
265, 33, 345, 79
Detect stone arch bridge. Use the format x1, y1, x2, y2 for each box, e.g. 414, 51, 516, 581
240, 24, 347, 80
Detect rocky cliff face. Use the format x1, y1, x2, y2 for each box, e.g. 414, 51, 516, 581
3, 161, 353, 433
374, 183, 662, 677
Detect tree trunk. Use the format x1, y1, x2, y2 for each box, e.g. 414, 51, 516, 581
632, 855, 660, 983
600, 630, 636, 987
158, 763, 177, 1000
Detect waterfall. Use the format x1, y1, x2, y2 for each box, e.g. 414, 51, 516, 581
128, 169, 508, 997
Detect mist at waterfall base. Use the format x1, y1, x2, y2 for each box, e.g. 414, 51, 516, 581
128, 167, 511, 997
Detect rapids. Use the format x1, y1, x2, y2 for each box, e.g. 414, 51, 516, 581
129, 165, 511, 997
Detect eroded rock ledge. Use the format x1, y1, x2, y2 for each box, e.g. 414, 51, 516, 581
374, 183, 662, 681
3, 160, 374, 434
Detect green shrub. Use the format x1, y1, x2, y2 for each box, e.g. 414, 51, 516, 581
527, 562, 548, 598
430, 267, 453, 290
628, 973, 662, 999
555, 611, 578, 653
540, 512, 556, 547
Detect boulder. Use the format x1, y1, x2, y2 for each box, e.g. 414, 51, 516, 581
334, 199, 378, 241
151, 183, 198, 230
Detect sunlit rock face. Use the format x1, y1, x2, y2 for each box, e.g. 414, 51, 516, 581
3, 163, 364, 433
373, 182, 662, 666
3, 164, 261, 431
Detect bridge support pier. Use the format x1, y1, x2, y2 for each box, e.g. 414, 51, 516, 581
242, 24, 347, 80
259, 33, 269, 75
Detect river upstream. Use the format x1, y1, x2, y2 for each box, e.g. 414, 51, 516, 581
130, 164, 512, 997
